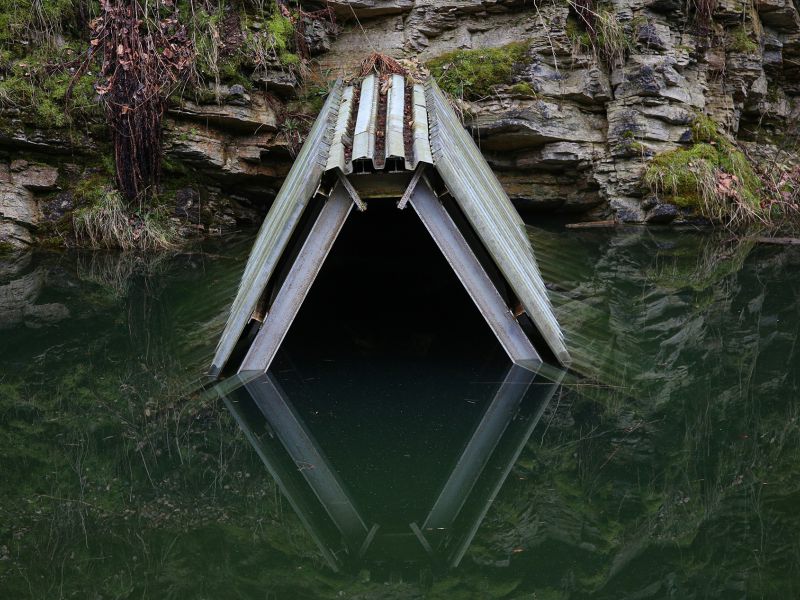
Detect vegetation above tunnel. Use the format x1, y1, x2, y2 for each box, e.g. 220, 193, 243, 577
0, 0, 332, 250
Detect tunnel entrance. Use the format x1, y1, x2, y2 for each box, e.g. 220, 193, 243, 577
277, 199, 506, 366
211, 73, 569, 378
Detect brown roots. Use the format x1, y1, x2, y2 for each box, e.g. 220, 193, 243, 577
87, 0, 193, 206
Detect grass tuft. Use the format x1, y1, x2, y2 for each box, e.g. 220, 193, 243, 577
73, 189, 177, 251
644, 115, 764, 226
727, 26, 759, 54
566, 5, 632, 66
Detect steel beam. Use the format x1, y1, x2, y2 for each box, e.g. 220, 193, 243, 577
409, 183, 542, 368
421, 365, 536, 531
239, 184, 353, 374
218, 381, 342, 571
445, 370, 563, 567
244, 373, 371, 549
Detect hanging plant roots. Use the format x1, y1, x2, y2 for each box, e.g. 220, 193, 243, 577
78, 0, 194, 206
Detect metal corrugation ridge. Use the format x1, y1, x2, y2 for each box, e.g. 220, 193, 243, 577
210, 80, 344, 377
385, 74, 406, 162
352, 74, 378, 166
411, 83, 433, 168
325, 85, 355, 173
425, 79, 570, 366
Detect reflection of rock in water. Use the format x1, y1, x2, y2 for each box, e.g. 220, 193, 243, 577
0, 240, 249, 385
476, 232, 800, 597
0, 251, 70, 330
0, 248, 32, 279
528, 227, 797, 400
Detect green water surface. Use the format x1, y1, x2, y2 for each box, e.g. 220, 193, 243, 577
0, 228, 798, 599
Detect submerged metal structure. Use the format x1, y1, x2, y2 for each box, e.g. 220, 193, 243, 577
210, 72, 569, 378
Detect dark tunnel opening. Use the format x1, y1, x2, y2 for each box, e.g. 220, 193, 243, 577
277, 198, 507, 367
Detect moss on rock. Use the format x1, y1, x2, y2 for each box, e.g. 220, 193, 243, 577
509, 82, 536, 97
426, 41, 531, 100
727, 26, 759, 54
644, 115, 763, 223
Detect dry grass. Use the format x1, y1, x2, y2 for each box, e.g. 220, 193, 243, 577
566, 1, 632, 67
73, 189, 177, 251
594, 8, 632, 66
76, 251, 171, 297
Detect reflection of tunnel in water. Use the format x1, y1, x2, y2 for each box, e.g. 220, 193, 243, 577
215, 365, 562, 571
278, 198, 506, 363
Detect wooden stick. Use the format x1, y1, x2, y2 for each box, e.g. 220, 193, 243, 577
565, 220, 618, 229
336, 169, 367, 211
397, 163, 427, 210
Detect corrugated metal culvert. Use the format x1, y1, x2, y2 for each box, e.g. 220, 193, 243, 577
325, 73, 433, 174
211, 62, 570, 379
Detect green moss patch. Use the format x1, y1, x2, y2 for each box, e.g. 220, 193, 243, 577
267, 10, 294, 55
727, 26, 759, 54
0, 0, 81, 52
426, 41, 531, 100
644, 115, 763, 222
509, 82, 536, 97
0, 51, 101, 127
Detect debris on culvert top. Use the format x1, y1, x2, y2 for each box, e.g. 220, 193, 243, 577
352, 53, 429, 83
356, 53, 406, 78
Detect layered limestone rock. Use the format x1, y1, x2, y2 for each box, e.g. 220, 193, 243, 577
315, 0, 800, 222
3, 0, 800, 246
0, 160, 58, 247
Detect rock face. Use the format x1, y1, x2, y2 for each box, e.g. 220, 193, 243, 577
2, 0, 799, 245
0, 161, 58, 247
316, 0, 800, 220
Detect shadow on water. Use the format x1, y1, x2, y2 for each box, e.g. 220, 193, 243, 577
0, 228, 799, 598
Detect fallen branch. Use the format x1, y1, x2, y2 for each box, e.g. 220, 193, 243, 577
752, 236, 800, 246
565, 220, 619, 229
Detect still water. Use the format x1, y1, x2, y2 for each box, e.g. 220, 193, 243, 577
0, 228, 798, 598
